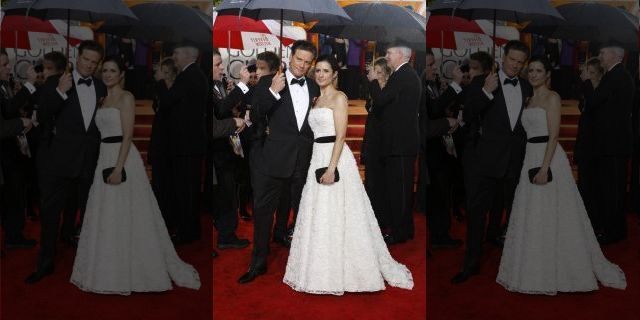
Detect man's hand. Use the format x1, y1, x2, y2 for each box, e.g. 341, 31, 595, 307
233, 117, 246, 133
57, 72, 73, 93
366, 66, 376, 82
483, 72, 499, 93
270, 70, 286, 93
446, 117, 459, 133
20, 118, 33, 133
239, 66, 251, 85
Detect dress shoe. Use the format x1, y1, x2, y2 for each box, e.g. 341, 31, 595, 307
218, 238, 250, 249
451, 268, 480, 284
5, 238, 37, 249
25, 265, 54, 284
273, 236, 291, 248
238, 264, 267, 284
212, 250, 218, 258
383, 234, 406, 245
430, 238, 462, 249
239, 211, 252, 221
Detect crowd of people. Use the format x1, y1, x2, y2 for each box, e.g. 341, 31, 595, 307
422, 40, 638, 294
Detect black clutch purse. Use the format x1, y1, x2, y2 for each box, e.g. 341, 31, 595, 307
102, 167, 127, 183
528, 167, 552, 184
315, 167, 339, 183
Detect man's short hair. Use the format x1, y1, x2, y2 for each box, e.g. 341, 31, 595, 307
470, 51, 494, 73
257, 51, 280, 73
78, 40, 104, 58
213, 48, 221, 57
503, 40, 530, 59
0, 48, 7, 57
291, 40, 317, 59
43, 51, 68, 73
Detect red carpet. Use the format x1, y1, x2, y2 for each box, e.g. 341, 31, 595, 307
427, 213, 640, 319
1, 215, 212, 320
213, 212, 427, 320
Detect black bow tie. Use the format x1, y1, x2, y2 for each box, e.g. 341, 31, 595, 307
503, 77, 518, 86
290, 77, 305, 86
78, 77, 92, 86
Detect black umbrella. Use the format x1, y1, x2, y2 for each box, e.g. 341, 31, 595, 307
2, 0, 137, 62
523, 3, 639, 50
429, 0, 563, 59
309, 3, 426, 50
97, 3, 212, 47
215, 0, 351, 64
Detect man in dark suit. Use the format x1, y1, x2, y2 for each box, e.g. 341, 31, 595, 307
164, 43, 209, 245
0, 49, 36, 250
25, 41, 107, 284
210, 48, 251, 252
369, 43, 422, 245
588, 44, 636, 245
452, 40, 533, 284
238, 40, 320, 284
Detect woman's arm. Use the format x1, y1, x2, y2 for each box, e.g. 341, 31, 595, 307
534, 93, 561, 185
107, 92, 135, 184
320, 93, 349, 185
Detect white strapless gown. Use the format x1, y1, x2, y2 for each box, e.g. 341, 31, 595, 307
497, 107, 626, 295
70, 107, 200, 295
283, 107, 413, 295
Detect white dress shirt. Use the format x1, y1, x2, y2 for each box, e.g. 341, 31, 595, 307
484, 70, 522, 130
72, 70, 97, 130
270, 70, 309, 130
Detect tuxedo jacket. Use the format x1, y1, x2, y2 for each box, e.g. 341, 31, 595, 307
369, 63, 422, 157
209, 83, 246, 169
424, 83, 461, 170
36, 74, 106, 179
249, 74, 320, 178
0, 91, 28, 185
462, 74, 532, 179
588, 63, 635, 157
164, 63, 208, 157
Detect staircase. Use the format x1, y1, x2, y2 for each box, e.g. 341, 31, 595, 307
559, 100, 580, 178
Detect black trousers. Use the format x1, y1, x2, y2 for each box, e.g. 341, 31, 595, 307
37, 173, 92, 269
425, 160, 454, 242
169, 156, 203, 242
595, 156, 628, 241
213, 160, 239, 243
364, 150, 386, 228
250, 166, 306, 263
274, 181, 292, 239
1, 161, 27, 242
577, 157, 599, 232
462, 172, 518, 271
383, 156, 416, 242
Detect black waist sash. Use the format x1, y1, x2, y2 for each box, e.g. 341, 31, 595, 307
314, 136, 336, 143
102, 136, 123, 143
527, 136, 549, 143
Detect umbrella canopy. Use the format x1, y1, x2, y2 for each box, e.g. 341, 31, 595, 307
429, 0, 564, 23
212, 12, 299, 50
523, 3, 639, 50
0, 15, 87, 50
215, 0, 351, 23
2, 0, 137, 22
309, 3, 425, 49
425, 13, 511, 50
98, 3, 211, 46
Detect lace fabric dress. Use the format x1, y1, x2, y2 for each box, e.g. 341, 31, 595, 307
70, 107, 200, 295
283, 107, 414, 295
496, 107, 626, 295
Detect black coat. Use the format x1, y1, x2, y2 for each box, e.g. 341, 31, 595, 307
369, 63, 422, 157
249, 74, 319, 178
36, 74, 106, 179
462, 74, 532, 179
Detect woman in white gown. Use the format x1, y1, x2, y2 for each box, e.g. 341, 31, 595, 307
71, 56, 200, 295
496, 56, 626, 295
283, 55, 413, 295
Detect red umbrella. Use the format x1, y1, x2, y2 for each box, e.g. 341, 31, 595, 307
1, 15, 83, 50
212, 11, 298, 50
426, 13, 509, 50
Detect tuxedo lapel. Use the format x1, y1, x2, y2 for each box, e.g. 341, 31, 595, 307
67, 83, 88, 132
281, 83, 299, 130
514, 79, 528, 130
494, 83, 513, 131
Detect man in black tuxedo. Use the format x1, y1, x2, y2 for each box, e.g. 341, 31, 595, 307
452, 41, 533, 284
25, 41, 107, 284
0, 49, 37, 250
238, 40, 320, 284
588, 44, 636, 245
164, 43, 209, 245
210, 48, 251, 252
368, 44, 422, 245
